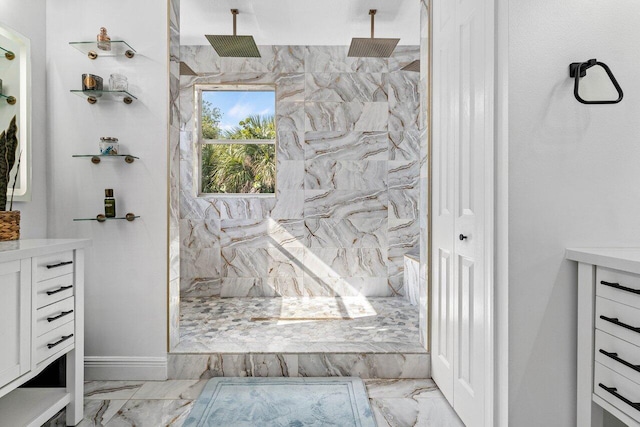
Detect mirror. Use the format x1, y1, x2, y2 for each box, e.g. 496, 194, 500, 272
0, 23, 30, 202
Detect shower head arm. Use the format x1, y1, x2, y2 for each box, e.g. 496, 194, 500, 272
370, 9, 376, 38
231, 9, 238, 36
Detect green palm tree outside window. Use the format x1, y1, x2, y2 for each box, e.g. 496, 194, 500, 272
200, 99, 276, 194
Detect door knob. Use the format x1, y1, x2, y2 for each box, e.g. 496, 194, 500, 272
459, 234, 468, 241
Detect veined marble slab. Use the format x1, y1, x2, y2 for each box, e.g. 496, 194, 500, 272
371, 396, 464, 427
389, 100, 420, 131
304, 248, 388, 278
305, 102, 389, 132
385, 72, 420, 104
277, 101, 306, 131
276, 131, 305, 160
108, 400, 193, 427
389, 131, 421, 161
275, 73, 305, 102
305, 131, 388, 160
219, 218, 306, 248
303, 218, 387, 248
179, 219, 220, 248
389, 188, 420, 220
181, 278, 221, 298
305, 73, 387, 102
216, 197, 276, 220
304, 189, 388, 221
404, 254, 420, 306
168, 353, 429, 380
276, 160, 305, 190
304, 159, 388, 190
389, 160, 420, 190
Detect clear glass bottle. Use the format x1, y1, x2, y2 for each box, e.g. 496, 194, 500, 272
104, 189, 116, 218
97, 27, 111, 51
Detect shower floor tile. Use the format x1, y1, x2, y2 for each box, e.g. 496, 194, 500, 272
175, 297, 424, 353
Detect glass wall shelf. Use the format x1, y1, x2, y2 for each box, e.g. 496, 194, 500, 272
69, 41, 136, 59
70, 90, 136, 104
74, 213, 139, 222
0, 46, 15, 60
72, 154, 139, 164
0, 94, 16, 105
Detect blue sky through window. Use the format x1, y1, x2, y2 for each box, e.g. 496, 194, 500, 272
203, 90, 275, 133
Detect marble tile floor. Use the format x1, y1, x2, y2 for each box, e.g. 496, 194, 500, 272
175, 296, 424, 353
43, 379, 464, 427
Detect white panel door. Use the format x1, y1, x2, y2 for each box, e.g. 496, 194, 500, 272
431, 0, 457, 404
431, 0, 493, 424
0, 259, 31, 387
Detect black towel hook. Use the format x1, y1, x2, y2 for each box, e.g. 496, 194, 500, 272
569, 59, 623, 104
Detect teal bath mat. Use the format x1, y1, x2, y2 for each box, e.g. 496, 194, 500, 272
184, 377, 376, 427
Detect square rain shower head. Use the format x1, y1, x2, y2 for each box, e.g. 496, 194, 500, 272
205, 35, 261, 58
401, 60, 420, 72
348, 38, 400, 58
180, 61, 197, 76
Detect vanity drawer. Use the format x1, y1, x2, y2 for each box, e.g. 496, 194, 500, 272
35, 296, 75, 338
596, 296, 640, 348
595, 329, 640, 385
34, 251, 74, 282
36, 321, 74, 365
595, 362, 640, 423
36, 273, 74, 308
598, 267, 640, 309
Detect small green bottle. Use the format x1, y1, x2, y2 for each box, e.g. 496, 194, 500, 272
104, 189, 116, 218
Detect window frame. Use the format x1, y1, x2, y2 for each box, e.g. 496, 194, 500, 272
195, 84, 277, 198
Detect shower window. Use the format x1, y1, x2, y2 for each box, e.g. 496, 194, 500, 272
196, 84, 276, 196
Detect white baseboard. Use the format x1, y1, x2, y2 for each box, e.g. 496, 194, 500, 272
85, 356, 167, 381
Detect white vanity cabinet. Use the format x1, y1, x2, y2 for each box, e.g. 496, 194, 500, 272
567, 248, 640, 427
0, 259, 31, 387
0, 239, 89, 427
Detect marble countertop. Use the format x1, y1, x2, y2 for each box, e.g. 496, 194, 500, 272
0, 239, 91, 263
566, 248, 640, 274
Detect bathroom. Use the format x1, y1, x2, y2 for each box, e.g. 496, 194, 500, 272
1, 0, 640, 426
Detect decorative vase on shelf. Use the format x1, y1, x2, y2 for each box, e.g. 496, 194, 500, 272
0, 115, 20, 241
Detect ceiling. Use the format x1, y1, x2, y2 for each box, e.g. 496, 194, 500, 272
180, 0, 420, 46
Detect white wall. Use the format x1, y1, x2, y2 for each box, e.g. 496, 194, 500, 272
509, 1, 640, 425
46, 0, 168, 379
1, 0, 47, 238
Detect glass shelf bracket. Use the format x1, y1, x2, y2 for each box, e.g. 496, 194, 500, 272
70, 90, 137, 105
0, 94, 16, 105
0, 46, 15, 60
73, 213, 139, 222
72, 154, 138, 164
69, 41, 136, 60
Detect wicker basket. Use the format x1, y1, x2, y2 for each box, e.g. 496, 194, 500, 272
0, 210, 20, 241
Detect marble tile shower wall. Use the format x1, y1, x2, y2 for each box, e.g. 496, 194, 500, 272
178, 45, 421, 298
168, 0, 181, 349
418, 0, 429, 347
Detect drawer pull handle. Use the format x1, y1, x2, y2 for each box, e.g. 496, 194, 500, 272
47, 334, 74, 349
600, 315, 640, 334
46, 261, 73, 269
46, 285, 73, 296
47, 310, 74, 322
599, 349, 640, 373
598, 383, 640, 412
601, 280, 640, 295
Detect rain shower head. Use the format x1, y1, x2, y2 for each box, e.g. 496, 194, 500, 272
348, 10, 400, 58
180, 62, 197, 76
401, 60, 420, 72
205, 9, 261, 58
